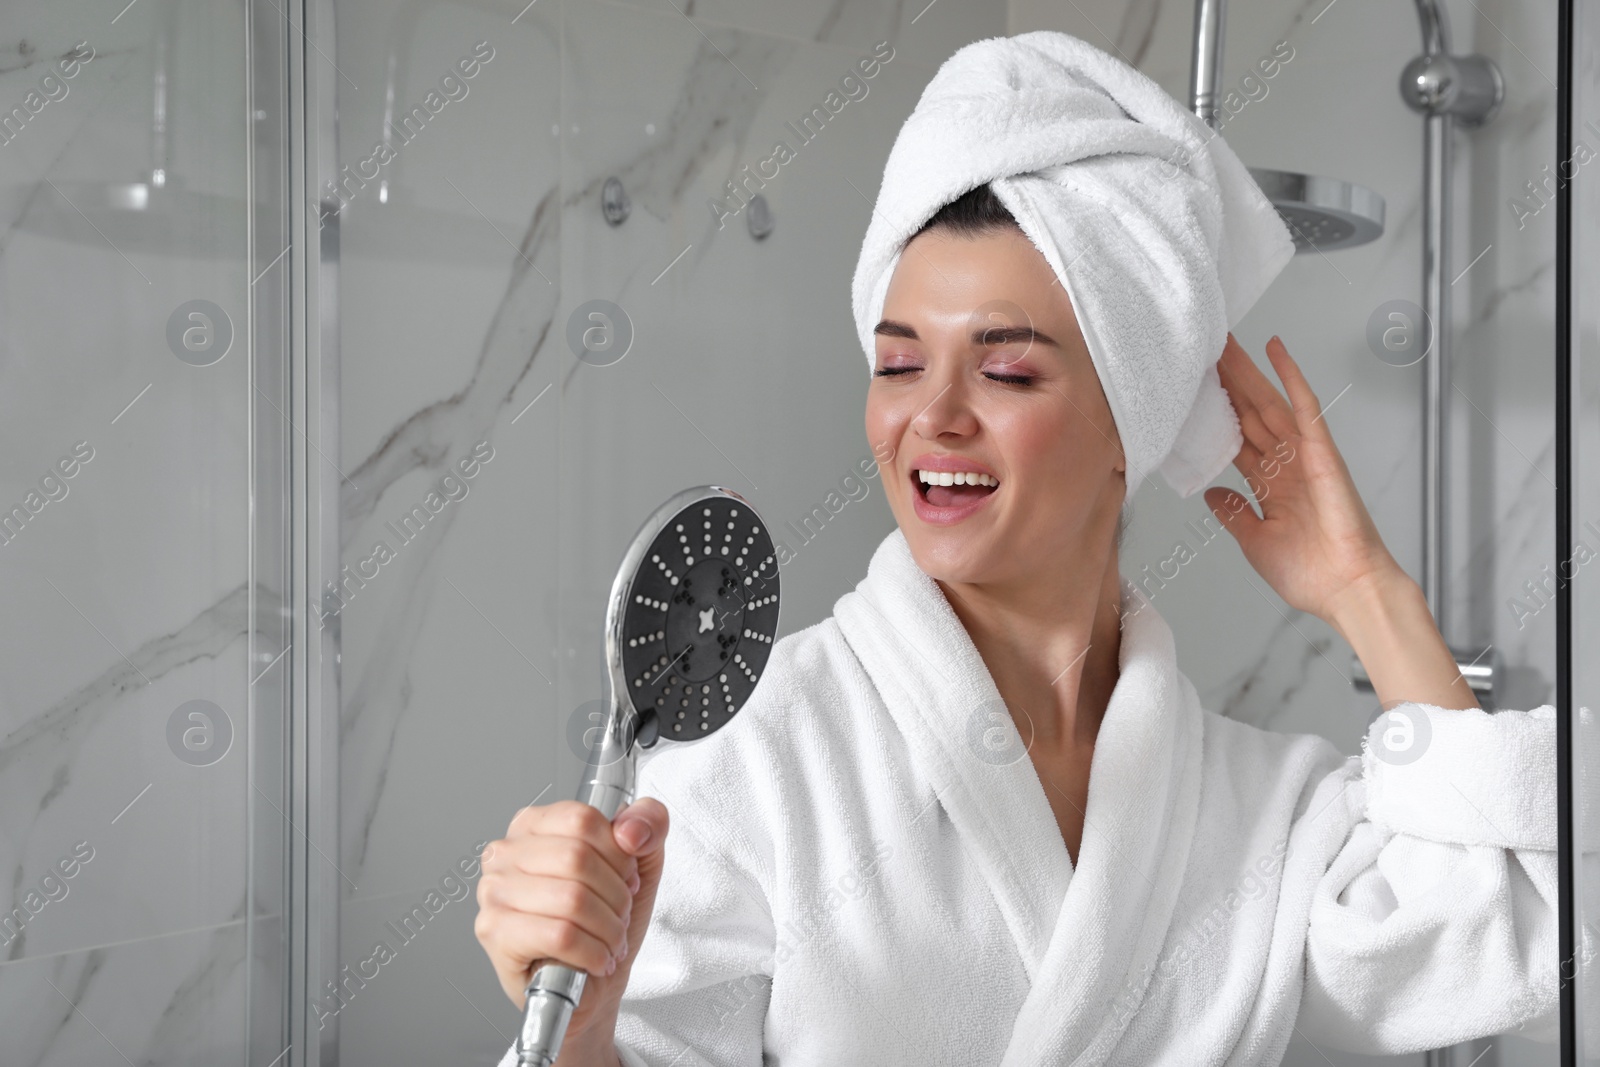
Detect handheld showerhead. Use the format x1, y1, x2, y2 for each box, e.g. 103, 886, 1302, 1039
516, 486, 781, 1066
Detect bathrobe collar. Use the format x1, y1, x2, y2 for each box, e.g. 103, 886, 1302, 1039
832, 528, 1205, 1063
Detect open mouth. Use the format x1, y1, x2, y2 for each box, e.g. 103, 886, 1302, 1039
914, 468, 1000, 508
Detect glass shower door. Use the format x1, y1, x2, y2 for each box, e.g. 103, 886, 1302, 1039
0, 1, 293, 1063
1568, 0, 1600, 1060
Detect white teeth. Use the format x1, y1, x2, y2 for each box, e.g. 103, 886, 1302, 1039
917, 469, 998, 487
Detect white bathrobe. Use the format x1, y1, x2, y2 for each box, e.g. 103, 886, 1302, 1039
499, 528, 1593, 1066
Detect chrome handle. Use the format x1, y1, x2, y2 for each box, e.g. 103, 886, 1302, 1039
515, 706, 637, 1066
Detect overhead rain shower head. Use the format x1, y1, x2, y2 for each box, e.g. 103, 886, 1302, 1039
1189, 0, 1387, 255
1247, 167, 1387, 252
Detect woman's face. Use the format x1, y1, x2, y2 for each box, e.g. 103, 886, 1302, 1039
864, 224, 1125, 587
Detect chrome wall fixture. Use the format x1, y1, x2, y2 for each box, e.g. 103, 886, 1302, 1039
602, 176, 632, 226
746, 193, 775, 240
596, 176, 774, 240
1189, 0, 1387, 254
1190, 0, 1507, 1061
1188, 0, 1505, 712
1396, 0, 1505, 724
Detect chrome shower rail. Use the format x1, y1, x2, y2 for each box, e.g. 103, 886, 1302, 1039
1189, 2, 1505, 1059
1187, 0, 1504, 715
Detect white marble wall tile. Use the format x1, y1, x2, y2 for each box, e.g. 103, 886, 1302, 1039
330, 0, 566, 911
0, 920, 249, 1067
595, 0, 1006, 71
333, 889, 516, 1067
0, 0, 261, 981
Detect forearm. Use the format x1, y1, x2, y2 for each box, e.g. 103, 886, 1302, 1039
548, 1008, 623, 1067
1326, 568, 1481, 712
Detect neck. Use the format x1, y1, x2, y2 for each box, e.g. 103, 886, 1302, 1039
936, 540, 1124, 751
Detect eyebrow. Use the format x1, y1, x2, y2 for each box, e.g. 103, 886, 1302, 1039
873, 319, 1061, 348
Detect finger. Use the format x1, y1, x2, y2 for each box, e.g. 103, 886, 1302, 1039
481, 873, 630, 956
1202, 485, 1262, 537
478, 909, 618, 982
613, 798, 670, 858
1217, 339, 1276, 456
506, 802, 547, 838
1218, 362, 1279, 469
1229, 432, 1267, 488
1219, 333, 1301, 443
1262, 336, 1328, 437
517, 800, 637, 882
487, 833, 633, 916
1231, 386, 1281, 463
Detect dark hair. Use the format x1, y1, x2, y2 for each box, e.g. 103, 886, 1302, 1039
911, 182, 1020, 241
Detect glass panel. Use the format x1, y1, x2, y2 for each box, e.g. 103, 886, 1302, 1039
0, 0, 290, 1062
1571, 0, 1600, 1059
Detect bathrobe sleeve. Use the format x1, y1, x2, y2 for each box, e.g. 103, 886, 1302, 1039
1294, 703, 1594, 1053
490, 762, 776, 1067
588, 729, 780, 1067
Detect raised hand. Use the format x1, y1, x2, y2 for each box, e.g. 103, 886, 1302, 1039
1202, 333, 1478, 711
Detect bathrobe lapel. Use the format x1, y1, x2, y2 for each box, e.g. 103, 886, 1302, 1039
833, 530, 1076, 981
832, 530, 1204, 1064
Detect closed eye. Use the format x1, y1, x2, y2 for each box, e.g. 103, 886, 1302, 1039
873, 366, 1034, 385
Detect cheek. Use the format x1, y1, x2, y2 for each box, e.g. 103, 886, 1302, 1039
863, 389, 907, 447
989, 398, 1110, 502
986, 405, 1065, 469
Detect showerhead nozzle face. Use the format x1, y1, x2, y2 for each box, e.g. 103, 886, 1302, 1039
610, 487, 781, 748
1248, 167, 1386, 253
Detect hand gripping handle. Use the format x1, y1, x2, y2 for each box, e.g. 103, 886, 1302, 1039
515, 719, 636, 1066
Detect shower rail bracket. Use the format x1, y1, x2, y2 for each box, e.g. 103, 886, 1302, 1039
1400, 51, 1505, 128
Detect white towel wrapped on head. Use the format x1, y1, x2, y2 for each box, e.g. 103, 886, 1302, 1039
850, 30, 1296, 499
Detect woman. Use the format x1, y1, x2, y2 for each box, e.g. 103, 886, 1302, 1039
478, 32, 1564, 1066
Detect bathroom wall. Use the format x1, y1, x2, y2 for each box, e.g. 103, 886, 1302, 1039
0, 0, 1581, 1062
0, 2, 290, 1065
325, 0, 1004, 1061
1007, 0, 1564, 1064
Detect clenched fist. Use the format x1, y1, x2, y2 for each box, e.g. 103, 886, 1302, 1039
475, 797, 670, 1061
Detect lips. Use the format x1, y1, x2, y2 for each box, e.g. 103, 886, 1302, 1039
908, 460, 999, 525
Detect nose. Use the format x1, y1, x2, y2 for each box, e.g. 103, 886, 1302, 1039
910, 372, 978, 440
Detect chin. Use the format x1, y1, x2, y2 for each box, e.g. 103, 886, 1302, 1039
900, 521, 1004, 586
